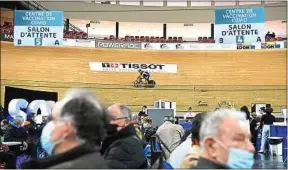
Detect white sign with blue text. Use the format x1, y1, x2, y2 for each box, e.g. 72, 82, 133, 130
14, 10, 64, 46
214, 7, 265, 44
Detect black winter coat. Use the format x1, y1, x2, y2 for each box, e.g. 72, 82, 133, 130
22, 143, 107, 169
3, 123, 27, 142
101, 124, 147, 169
26, 121, 44, 144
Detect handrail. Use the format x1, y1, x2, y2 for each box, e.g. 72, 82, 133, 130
18, 1, 84, 32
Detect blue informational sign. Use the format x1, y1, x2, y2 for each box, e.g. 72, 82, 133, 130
214, 7, 265, 24
214, 7, 265, 44
14, 10, 64, 46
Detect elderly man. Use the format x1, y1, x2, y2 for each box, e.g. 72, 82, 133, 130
193, 109, 255, 169
22, 89, 108, 169
101, 104, 147, 169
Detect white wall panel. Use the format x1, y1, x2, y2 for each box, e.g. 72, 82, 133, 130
119, 22, 163, 37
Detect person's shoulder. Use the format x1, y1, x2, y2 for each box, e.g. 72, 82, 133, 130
112, 134, 141, 147
5, 125, 14, 132
174, 124, 184, 130
138, 111, 145, 116
50, 152, 107, 169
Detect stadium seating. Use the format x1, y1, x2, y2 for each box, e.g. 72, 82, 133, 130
0, 21, 13, 34
106, 35, 185, 43
63, 30, 87, 39
1, 21, 284, 43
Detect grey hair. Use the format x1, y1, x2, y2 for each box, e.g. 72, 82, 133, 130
62, 88, 103, 114
108, 104, 132, 119
57, 88, 107, 144
199, 109, 246, 149
119, 105, 132, 119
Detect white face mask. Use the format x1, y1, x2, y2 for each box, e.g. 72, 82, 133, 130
143, 123, 150, 129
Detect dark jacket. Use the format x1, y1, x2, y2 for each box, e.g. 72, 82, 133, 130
260, 114, 276, 129
26, 120, 44, 144
3, 123, 27, 142
181, 128, 192, 142
144, 126, 157, 142
101, 124, 147, 169
138, 111, 146, 117
192, 157, 229, 169
22, 143, 107, 169
249, 118, 258, 140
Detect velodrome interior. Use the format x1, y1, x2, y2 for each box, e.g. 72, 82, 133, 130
0, 1, 287, 169
0, 2, 287, 114
1, 42, 286, 113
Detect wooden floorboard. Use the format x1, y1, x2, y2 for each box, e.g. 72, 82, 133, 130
1, 42, 286, 113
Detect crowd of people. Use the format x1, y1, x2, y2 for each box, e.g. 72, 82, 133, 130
0, 88, 277, 169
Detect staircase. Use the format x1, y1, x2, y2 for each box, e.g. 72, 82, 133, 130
18, 1, 84, 32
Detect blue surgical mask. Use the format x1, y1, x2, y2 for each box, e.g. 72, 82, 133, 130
216, 140, 254, 169
41, 121, 56, 155
41, 121, 64, 156
226, 147, 254, 169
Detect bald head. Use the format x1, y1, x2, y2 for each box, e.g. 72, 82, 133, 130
107, 104, 132, 131
107, 104, 132, 119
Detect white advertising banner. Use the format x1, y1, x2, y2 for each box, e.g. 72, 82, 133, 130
141, 43, 237, 51
63, 39, 95, 48
61, 39, 284, 50
74, 39, 95, 48
187, 43, 237, 50
63, 38, 75, 46
89, 62, 178, 73
142, 43, 177, 50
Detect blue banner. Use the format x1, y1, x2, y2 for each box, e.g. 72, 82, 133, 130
14, 10, 63, 26
14, 10, 64, 46
215, 7, 265, 25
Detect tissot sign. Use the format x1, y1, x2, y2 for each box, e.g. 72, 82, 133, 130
89, 62, 177, 73
95, 40, 141, 49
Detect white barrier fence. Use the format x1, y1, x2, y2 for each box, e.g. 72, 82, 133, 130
63, 38, 285, 50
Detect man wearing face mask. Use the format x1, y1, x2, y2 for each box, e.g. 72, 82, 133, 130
101, 104, 147, 169
22, 89, 108, 169
193, 109, 255, 169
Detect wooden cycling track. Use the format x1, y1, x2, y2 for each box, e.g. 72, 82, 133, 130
1, 42, 286, 113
